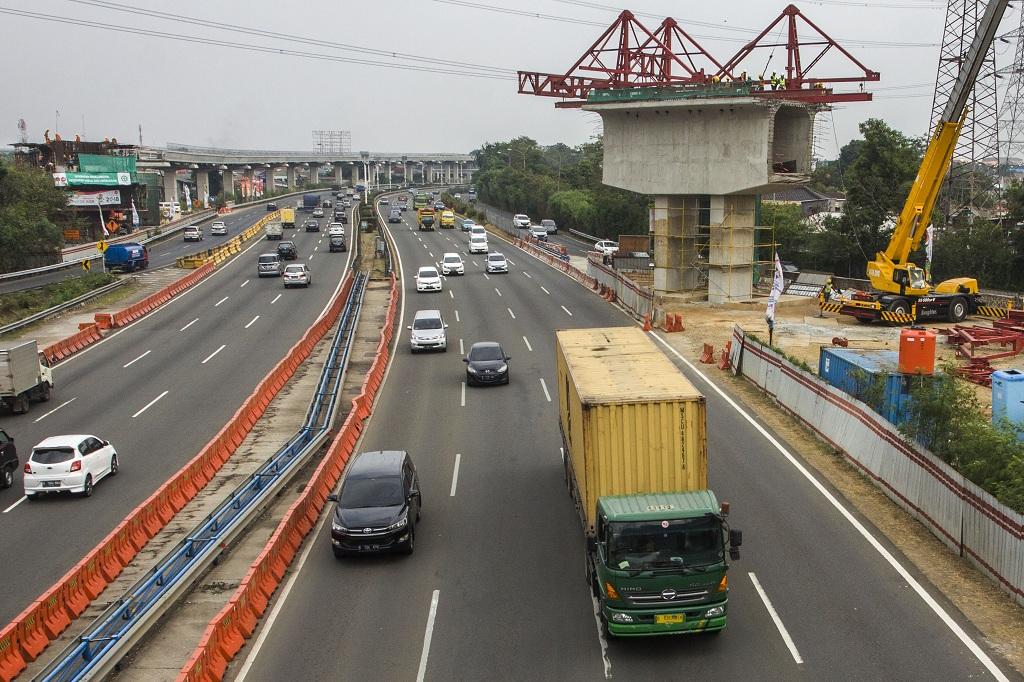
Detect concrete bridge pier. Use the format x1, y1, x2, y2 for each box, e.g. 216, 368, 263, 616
334, 163, 344, 187
286, 165, 298, 192
221, 167, 233, 201
162, 170, 178, 205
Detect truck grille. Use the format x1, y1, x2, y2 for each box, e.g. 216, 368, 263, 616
628, 587, 708, 607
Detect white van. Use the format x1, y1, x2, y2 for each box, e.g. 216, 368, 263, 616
469, 234, 488, 254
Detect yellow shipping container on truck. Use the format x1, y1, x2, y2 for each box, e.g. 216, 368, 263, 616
555, 327, 708, 534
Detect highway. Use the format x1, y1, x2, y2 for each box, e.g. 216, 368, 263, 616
235, 202, 1015, 680
0, 192, 353, 624
467, 198, 593, 258
0, 203, 278, 295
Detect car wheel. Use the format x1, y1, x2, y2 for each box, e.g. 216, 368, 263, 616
40, 383, 51, 402
82, 474, 94, 498
402, 524, 415, 555
1, 466, 13, 489
109, 453, 119, 476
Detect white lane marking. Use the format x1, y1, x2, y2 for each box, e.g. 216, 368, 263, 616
523, 271, 532, 278
33, 397, 76, 423
494, 287, 501, 296
541, 286, 551, 295
523, 336, 533, 352
201, 344, 227, 364
423, 243, 428, 250
508, 259, 516, 266
245, 315, 260, 329
507, 307, 516, 319
429, 251, 435, 258
180, 318, 199, 331
455, 310, 460, 323
308, 254, 315, 260
561, 305, 574, 316
650, 332, 1011, 682
459, 338, 464, 355
450, 454, 462, 497
271, 293, 282, 304
472, 260, 480, 267
123, 350, 151, 368
749, 572, 803, 664
483, 273, 491, 281
214, 296, 229, 307
590, 590, 613, 679
2, 496, 27, 513
416, 590, 441, 682
460, 381, 466, 407
449, 290, 454, 299
540, 377, 551, 402
240, 279, 249, 288
314, 245, 319, 252
132, 390, 169, 418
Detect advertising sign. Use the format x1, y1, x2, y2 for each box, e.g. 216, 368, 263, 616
67, 189, 122, 207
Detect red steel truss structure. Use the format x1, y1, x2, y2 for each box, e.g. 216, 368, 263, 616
518, 4, 880, 107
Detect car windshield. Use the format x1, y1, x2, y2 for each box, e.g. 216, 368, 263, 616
413, 318, 442, 330
444, 256, 461, 263
31, 447, 75, 464
284, 266, 304, 274
339, 476, 404, 507
469, 345, 503, 361
471, 237, 485, 243
419, 269, 438, 278
607, 517, 723, 570
258, 255, 278, 263
488, 255, 504, 262
542, 220, 555, 227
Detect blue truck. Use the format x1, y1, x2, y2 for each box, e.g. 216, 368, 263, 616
104, 243, 149, 272
302, 194, 319, 211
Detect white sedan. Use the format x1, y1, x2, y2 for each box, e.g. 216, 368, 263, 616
440, 253, 465, 276
415, 266, 443, 292
210, 221, 228, 236
23, 434, 119, 499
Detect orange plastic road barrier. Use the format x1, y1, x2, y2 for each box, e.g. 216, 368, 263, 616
179, 274, 401, 682
0, 272, 357, 676
718, 341, 732, 370
699, 343, 715, 363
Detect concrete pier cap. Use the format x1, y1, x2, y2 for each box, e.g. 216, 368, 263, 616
584, 96, 817, 195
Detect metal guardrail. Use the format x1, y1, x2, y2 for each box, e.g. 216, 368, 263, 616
568, 228, 600, 243
37, 271, 368, 682
0, 279, 129, 337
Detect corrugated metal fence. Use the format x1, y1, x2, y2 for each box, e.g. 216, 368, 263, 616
586, 255, 654, 320
728, 326, 1024, 607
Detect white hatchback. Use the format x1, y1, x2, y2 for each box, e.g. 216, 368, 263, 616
594, 240, 619, 256
485, 252, 508, 273
415, 266, 443, 292
440, 252, 465, 276
24, 434, 118, 499
210, 221, 228, 236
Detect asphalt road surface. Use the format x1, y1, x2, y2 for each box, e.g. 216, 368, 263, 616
0, 193, 355, 624
235, 202, 1015, 681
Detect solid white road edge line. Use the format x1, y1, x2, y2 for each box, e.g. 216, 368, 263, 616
450, 453, 462, 497
523, 336, 533, 352
32, 397, 77, 423
416, 590, 441, 682
539, 377, 551, 402
590, 591, 613, 679
123, 350, 151, 368
180, 318, 199, 331
649, 332, 1010, 682
245, 315, 260, 329
748, 572, 803, 664
131, 390, 168, 418
201, 344, 227, 364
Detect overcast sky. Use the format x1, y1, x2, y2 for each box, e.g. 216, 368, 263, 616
1, 0, 1017, 159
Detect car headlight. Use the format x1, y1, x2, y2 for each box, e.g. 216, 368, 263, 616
332, 522, 349, 532
386, 515, 408, 531
705, 606, 725, 618
497, 364, 508, 373
467, 366, 479, 373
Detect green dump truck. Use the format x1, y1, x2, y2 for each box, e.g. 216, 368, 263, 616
556, 327, 742, 637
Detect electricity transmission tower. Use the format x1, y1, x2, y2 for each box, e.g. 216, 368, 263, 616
930, 0, 1002, 220
998, 11, 1024, 172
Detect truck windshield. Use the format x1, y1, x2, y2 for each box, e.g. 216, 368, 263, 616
607, 517, 722, 570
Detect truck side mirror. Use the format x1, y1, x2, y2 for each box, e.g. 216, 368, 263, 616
326, 493, 338, 503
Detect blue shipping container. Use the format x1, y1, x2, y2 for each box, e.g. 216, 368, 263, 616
818, 348, 913, 428
991, 370, 1024, 438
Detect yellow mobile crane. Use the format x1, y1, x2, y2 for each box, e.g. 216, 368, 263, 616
831, 0, 1009, 324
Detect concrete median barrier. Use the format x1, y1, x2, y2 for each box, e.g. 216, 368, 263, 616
179, 274, 399, 682
0, 272, 357, 681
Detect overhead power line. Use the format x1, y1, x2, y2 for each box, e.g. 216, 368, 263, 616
0, 6, 515, 80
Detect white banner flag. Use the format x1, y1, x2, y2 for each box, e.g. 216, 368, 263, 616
765, 252, 784, 326
131, 199, 140, 228
183, 184, 192, 208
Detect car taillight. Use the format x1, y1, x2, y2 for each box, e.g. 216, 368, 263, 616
23, 462, 31, 474
70, 460, 82, 472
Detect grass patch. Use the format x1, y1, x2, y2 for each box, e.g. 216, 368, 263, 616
0, 273, 117, 325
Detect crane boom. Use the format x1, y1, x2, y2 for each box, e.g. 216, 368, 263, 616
870, 0, 1009, 296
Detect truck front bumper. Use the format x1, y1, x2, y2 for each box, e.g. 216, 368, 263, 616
603, 600, 727, 637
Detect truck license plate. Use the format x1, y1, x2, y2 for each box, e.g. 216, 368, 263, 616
656, 614, 684, 624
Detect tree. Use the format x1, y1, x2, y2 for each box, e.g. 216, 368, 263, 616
0, 160, 67, 272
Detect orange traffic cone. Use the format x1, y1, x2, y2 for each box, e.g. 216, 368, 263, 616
642, 313, 652, 332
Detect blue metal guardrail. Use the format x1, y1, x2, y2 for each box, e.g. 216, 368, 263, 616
37, 271, 368, 682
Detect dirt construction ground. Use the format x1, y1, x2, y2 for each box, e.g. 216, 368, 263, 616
656, 296, 1024, 675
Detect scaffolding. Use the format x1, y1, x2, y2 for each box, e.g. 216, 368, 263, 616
650, 197, 775, 303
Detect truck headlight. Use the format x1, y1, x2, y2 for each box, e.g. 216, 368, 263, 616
705, 606, 725, 618
610, 613, 634, 624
